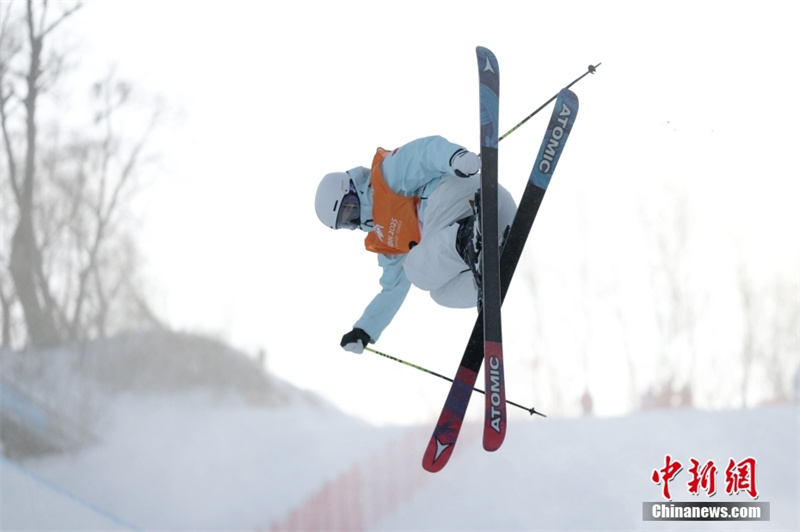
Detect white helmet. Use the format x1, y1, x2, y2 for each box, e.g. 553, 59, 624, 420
315, 172, 361, 230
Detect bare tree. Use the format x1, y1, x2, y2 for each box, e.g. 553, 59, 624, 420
737, 263, 759, 407
740, 270, 800, 405
1, 1, 161, 347
0, 2, 17, 348
48, 72, 161, 341
522, 265, 566, 415
765, 276, 800, 402
1, 0, 81, 347
640, 185, 698, 408
605, 264, 640, 410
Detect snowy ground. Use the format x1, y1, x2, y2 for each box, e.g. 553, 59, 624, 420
4, 400, 798, 530
4, 393, 403, 530
1, 334, 798, 531
380, 407, 799, 531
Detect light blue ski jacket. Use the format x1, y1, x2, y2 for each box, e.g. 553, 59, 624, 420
346, 135, 470, 343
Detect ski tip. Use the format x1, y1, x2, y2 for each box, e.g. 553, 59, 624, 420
559, 87, 579, 104
422, 436, 455, 473
476, 46, 499, 61
476, 47, 499, 80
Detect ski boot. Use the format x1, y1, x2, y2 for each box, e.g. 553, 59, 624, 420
455, 191, 483, 309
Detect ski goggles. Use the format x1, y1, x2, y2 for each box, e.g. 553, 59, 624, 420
336, 191, 361, 230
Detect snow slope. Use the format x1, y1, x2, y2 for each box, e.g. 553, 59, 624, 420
1, 332, 406, 530
379, 407, 799, 531
5, 400, 797, 531
14, 393, 403, 530
1, 456, 135, 530
1, 332, 797, 531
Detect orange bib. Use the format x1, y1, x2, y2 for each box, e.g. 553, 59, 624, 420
364, 148, 421, 255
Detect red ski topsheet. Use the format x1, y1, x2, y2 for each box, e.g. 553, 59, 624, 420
422, 366, 479, 472
483, 340, 506, 451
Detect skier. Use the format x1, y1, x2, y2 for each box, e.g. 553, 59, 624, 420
314, 135, 516, 353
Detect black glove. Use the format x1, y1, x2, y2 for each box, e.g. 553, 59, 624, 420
340, 328, 371, 354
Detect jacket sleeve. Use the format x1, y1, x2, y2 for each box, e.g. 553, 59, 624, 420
380, 135, 468, 196
353, 254, 411, 343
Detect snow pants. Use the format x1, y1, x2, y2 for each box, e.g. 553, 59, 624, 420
403, 175, 517, 308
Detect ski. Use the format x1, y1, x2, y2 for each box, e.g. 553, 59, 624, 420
422, 87, 580, 473
475, 46, 506, 452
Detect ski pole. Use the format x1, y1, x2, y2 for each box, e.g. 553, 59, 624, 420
364, 346, 545, 417
498, 63, 601, 143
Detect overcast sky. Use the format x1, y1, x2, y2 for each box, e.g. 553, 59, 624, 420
65, 0, 800, 424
